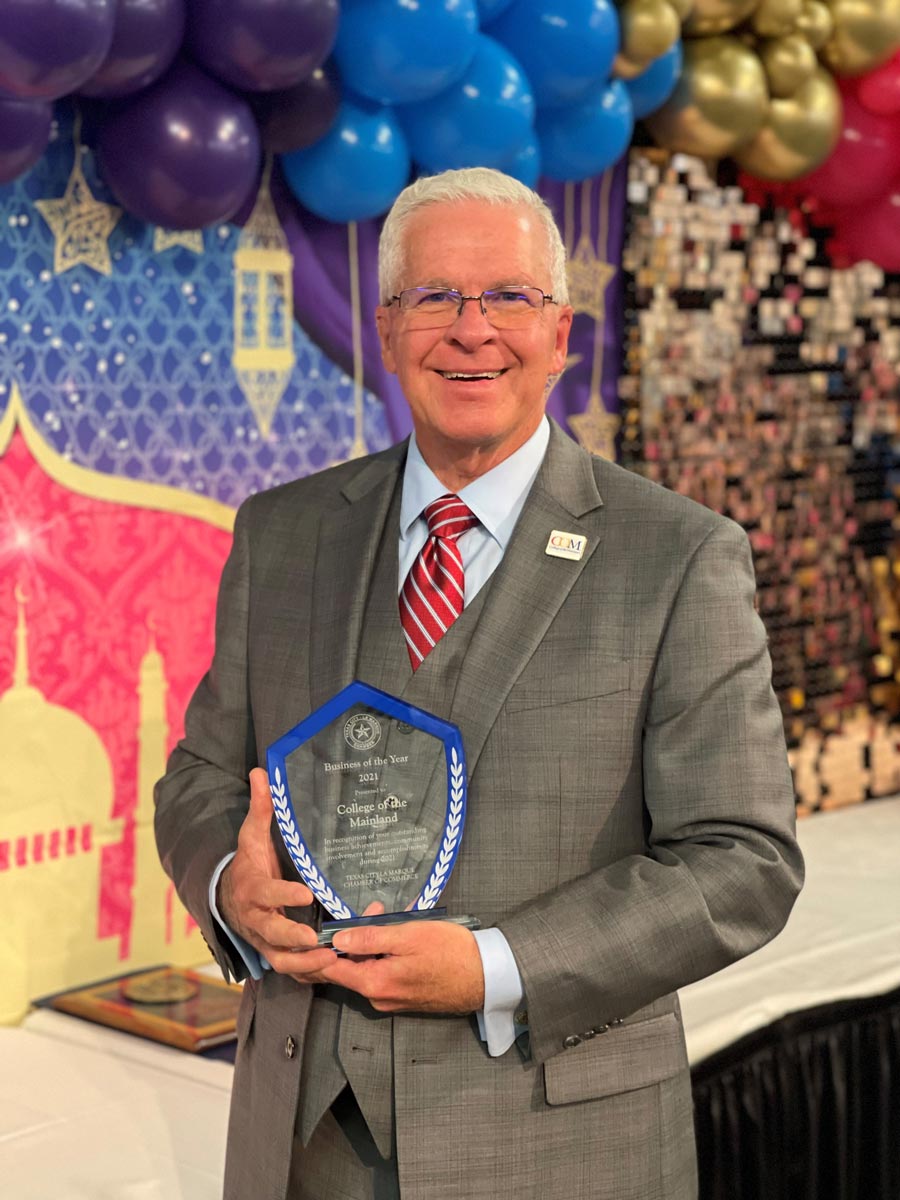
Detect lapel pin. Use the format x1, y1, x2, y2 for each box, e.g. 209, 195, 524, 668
545, 530, 587, 561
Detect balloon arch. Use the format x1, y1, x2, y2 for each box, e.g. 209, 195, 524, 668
0, 0, 899, 267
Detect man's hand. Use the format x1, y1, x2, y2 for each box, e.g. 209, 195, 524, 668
320, 919, 486, 1015
217, 767, 338, 982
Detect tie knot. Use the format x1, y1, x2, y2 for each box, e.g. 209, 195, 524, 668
423, 494, 478, 542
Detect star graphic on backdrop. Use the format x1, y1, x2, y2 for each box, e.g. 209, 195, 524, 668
36, 148, 121, 276
569, 398, 621, 461
153, 228, 205, 254
566, 236, 617, 323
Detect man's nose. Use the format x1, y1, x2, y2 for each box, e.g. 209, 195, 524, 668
446, 295, 496, 345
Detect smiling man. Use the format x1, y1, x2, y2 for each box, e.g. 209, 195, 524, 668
155, 168, 803, 1200
374, 195, 571, 489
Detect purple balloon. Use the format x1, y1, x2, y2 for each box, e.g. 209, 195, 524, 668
0, 0, 115, 100
96, 60, 261, 228
249, 65, 341, 153
80, 0, 185, 99
0, 94, 52, 182
187, 0, 339, 93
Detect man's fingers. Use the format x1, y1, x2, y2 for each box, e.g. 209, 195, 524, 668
256, 876, 315, 910
332, 921, 416, 957
320, 956, 420, 1011
254, 909, 320, 951
260, 944, 340, 980
321, 920, 485, 1014
248, 766, 274, 825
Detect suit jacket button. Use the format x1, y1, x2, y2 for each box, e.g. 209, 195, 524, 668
284, 1036, 297, 1059
563, 1034, 582, 1049
592, 1024, 609, 1036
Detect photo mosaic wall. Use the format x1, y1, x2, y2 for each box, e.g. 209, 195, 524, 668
619, 149, 900, 815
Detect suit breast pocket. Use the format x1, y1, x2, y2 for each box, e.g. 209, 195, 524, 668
505, 657, 632, 715
543, 1013, 689, 1106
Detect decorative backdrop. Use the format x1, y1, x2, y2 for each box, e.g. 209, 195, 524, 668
0, 109, 393, 1022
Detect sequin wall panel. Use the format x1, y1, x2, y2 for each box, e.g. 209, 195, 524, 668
619, 150, 900, 815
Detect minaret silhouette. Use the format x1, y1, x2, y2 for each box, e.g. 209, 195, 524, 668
129, 626, 204, 969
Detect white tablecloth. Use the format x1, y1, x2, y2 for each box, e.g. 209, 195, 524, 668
0, 1009, 232, 1200
678, 795, 900, 1063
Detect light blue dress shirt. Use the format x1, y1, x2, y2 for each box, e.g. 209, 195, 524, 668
209, 418, 549, 1056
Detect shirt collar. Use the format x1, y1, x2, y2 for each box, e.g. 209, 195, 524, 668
400, 418, 550, 550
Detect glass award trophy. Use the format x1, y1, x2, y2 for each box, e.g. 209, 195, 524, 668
266, 681, 479, 946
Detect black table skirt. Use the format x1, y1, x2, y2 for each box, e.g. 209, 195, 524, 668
691, 986, 900, 1200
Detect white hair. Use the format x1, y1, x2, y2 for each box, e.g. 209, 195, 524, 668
377, 167, 569, 305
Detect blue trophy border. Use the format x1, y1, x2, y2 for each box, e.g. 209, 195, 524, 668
265, 680, 468, 921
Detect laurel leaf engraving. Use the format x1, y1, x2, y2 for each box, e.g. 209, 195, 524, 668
270, 771, 351, 920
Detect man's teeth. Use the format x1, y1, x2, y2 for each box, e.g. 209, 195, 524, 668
438, 371, 503, 380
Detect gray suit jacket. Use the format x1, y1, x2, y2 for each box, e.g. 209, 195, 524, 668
155, 422, 803, 1200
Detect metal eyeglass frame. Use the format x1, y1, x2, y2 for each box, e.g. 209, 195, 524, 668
389, 286, 558, 323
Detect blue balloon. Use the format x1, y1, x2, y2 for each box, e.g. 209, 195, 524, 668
398, 35, 534, 172
477, 0, 517, 18
536, 79, 633, 181
497, 130, 541, 188
625, 41, 683, 120
280, 97, 411, 222
484, 0, 619, 110
333, 0, 478, 106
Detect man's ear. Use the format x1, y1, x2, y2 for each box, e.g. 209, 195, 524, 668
375, 306, 398, 375
550, 305, 574, 376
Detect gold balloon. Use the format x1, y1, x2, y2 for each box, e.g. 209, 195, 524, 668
751, 0, 803, 37
620, 0, 682, 65
682, 0, 758, 35
794, 0, 834, 48
646, 36, 770, 157
823, 0, 900, 75
668, 0, 696, 18
734, 67, 841, 178
759, 32, 819, 95
613, 53, 654, 79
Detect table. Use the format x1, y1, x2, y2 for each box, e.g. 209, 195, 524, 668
679, 795, 900, 1062
680, 797, 900, 1200
0, 1009, 232, 1199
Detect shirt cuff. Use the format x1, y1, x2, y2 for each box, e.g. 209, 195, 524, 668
209, 852, 270, 980
472, 927, 526, 1056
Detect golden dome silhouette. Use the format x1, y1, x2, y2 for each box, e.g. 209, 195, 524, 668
0, 587, 120, 1022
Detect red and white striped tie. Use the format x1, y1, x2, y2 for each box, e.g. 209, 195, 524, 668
400, 494, 479, 669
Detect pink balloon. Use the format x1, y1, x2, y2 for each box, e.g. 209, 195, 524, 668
839, 189, 900, 270
857, 51, 900, 117
799, 91, 900, 207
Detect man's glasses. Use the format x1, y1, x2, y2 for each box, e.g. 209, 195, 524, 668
389, 286, 557, 329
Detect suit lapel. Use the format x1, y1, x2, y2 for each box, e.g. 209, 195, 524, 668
450, 423, 605, 776
308, 444, 406, 714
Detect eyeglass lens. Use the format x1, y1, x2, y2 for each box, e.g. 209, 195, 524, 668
398, 288, 546, 327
